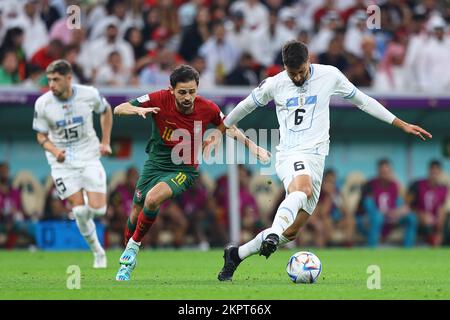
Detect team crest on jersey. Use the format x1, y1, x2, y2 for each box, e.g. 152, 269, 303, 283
135, 189, 143, 201
137, 94, 150, 103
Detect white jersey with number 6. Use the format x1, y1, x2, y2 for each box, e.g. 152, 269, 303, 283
32, 84, 109, 168
250, 64, 357, 156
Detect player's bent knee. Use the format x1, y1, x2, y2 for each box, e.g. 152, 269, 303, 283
72, 205, 89, 222
144, 196, 159, 211
88, 205, 107, 218
289, 186, 312, 198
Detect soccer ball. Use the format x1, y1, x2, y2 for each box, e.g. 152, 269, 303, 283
286, 251, 322, 284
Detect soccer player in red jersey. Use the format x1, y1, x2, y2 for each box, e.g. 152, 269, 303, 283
113, 65, 270, 281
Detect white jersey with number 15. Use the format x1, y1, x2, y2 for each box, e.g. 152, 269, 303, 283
32, 84, 109, 168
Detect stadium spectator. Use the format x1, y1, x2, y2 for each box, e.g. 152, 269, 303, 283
30, 39, 65, 71
278, 7, 299, 40
309, 10, 343, 55
0, 162, 35, 249
415, 15, 450, 93
225, 9, 251, 55
10, 0, 49, 60
373, 42, 407, 91
312, 0, 337, 31
139, 47, 180, 87
40, 0, 61, 31
224, 52, 259, 86
316, 169, 353, 246
356, 159, 417, 248
198, 20, 241, 85
230, 0, 269, 31
341, 0, 368, 24
178, 173, 227, 249
107, 167, 139, 247
190, 55, 215, 89
344, 10, 373, 59
360, 35, 379, 80
318, 36, 350, 73
407, 160, 449, 246
0, 49, 20, 85
63, 44, 89, 84
0, 27, 26, 81
178, 0, 203, 28
147, 199, 188, 248
247, 9, 290, 67
157, 0, 180, 36
178, 6, 211, 63
214, 165, 263, 244
85, 17, 135, 80
142, 6, 162, 42
124, 26, 148, 62
95, 50, 135, 87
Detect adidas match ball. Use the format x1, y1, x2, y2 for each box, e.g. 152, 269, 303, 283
286, 251, 322, 284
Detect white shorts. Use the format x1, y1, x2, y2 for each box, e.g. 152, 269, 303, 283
275, 152, 326, 215
51, 160, 107, 200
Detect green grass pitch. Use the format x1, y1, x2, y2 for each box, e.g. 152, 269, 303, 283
1, 248, 449, 300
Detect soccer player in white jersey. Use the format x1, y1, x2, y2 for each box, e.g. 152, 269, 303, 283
32, 60, 113, 268
210, 40, 432, 281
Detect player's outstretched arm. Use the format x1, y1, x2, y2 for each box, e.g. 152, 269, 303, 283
346, 89, 432, 141
36, 132, 65, 162
226, 126, 271, 163
203, 94, 258, 158
100, 104, 113, 156
114, 102, 160, 118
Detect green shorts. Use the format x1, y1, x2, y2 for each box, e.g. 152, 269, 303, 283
133, 168, 198, 206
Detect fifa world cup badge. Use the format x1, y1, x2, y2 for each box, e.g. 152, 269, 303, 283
299, 94, 306, 107
136, 189, 142, 201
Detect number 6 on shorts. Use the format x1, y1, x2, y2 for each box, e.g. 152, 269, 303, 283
294, 161, 305, 171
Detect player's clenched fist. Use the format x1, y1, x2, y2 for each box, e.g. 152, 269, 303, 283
100, 143, 112, 156
56, 150, 66, 163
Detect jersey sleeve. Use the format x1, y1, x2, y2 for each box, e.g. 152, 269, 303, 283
92, 87, 108, 114
32, 98, 49, 133
209, 101, 225, 126
250, 76, 276, 107
129, 91, 161, 108
331, 66, 357, 99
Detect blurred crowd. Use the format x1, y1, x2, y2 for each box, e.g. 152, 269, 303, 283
1, 159, 450, 250
0, 0, 450, 91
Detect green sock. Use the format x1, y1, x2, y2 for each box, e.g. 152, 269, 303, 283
127, 217, 136, 233
143, 207, 159, 219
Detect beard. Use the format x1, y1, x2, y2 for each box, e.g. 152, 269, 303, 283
293, 79, 306, 87
176, 99, 193, 111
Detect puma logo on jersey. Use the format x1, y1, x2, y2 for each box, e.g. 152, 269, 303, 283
165, 120, 177, 126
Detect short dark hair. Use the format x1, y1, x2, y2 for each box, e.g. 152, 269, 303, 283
282, 40, 309, 69
46, 59, 72, 75
429, 159, 442, 169
377, 158, 391, 168
170, 64, 200, 88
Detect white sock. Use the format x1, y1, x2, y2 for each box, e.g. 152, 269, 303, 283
279, 234, 290, 246
128, 237, 141, 247
73, 205, 104, 255
268, 191, 307, 237
238, 229, 269, 260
